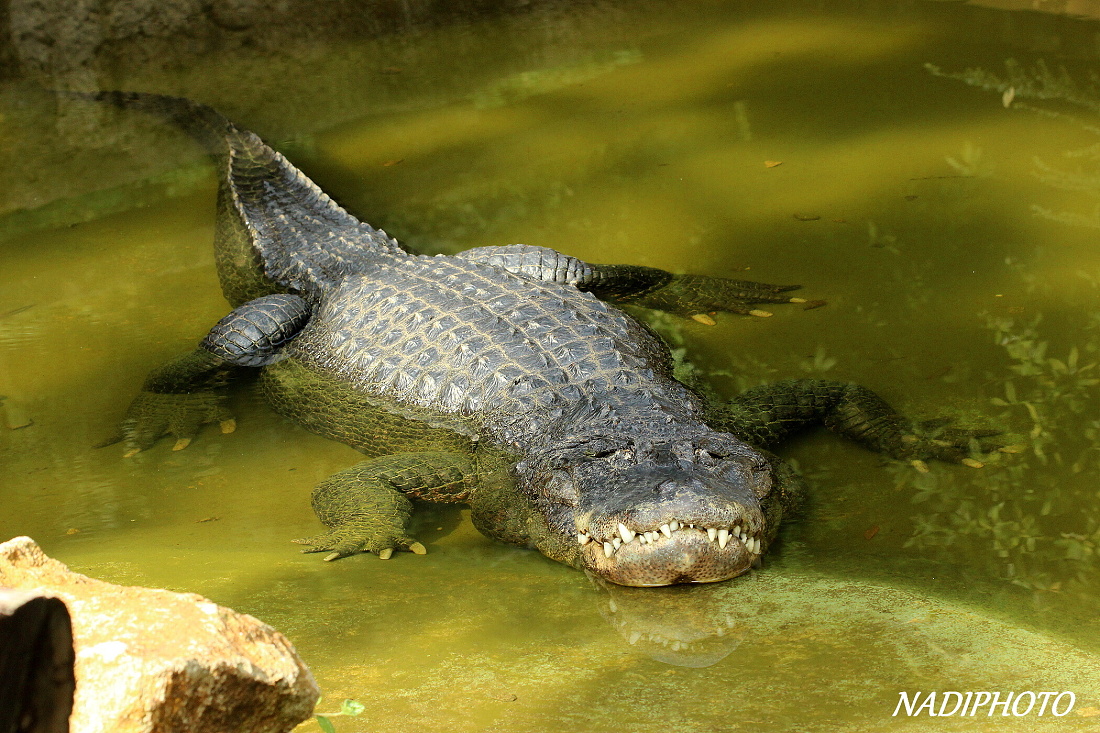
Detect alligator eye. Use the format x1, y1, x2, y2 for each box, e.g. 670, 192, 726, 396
694, 448, 719, 465
584, 449, 618, 459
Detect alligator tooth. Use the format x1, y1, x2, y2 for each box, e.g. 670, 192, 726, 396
688, 523, 695, 528
613, 537, 622, 550
648, 531, 659, 543
604, 542, 614, 558
718, 529, 730, 549
707, 527, 718, 542
660, 524, 672, 538
669, 521, 680, 532
628, 631, 641, 645
740, 532, 748, 543
753, 538, 762, 554
618, 523, 635, 543
732, 524, 741, 537
578, 533, 590, 545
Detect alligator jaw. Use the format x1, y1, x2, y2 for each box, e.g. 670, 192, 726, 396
576, 519, 765, 587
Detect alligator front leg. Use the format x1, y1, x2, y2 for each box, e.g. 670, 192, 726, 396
453, 245, 803, 321
582, 264, 804, 320
711, 379, 1000, 469
104, 294, 310, 455
295, 451, 476, 561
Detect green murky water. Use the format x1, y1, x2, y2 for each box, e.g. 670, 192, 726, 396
3, 1, 1100, 730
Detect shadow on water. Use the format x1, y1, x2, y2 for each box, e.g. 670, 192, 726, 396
3, 0, 1100, 729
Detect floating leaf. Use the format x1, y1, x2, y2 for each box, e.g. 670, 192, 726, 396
764, 160, 782, 168
316, 716, 337, 733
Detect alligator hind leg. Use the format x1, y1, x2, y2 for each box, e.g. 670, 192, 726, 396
105, 294, 310, 454
99, 349, 238, 456
711, 379, 999, 468
295, 451, 476, 560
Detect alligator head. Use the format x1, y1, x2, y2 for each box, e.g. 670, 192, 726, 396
514, 430, 781, 587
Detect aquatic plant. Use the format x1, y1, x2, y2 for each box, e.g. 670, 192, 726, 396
313, 698, 365, 732
912, 58, 1100, 615
897, 283, 1100, 610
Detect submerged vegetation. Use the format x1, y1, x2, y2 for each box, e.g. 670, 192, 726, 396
897, 293, 1100, 610
884, 59, 1100, 619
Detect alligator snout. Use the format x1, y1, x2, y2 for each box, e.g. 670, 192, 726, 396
574, 467, 769, 587
579, 517, 765, 586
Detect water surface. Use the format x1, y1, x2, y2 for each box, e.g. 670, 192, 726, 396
3, 1, 1100, 730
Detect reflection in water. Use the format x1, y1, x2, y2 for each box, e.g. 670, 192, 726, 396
4, 1, 1100, 730
588, 574, 743, 668
929, 58, 1100, 227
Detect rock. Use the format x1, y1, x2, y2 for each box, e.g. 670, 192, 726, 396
0, 537, 319, 733
0, 588, 76, 733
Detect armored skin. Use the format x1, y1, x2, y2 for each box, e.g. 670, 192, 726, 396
102, 93, 990, 587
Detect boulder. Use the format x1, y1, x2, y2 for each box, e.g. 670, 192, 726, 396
0, 536, 319, 733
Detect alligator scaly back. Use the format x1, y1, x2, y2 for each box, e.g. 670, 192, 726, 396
79, 91, 405, 305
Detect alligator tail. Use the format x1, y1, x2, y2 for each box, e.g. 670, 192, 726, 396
67, 90, 405, 305
64, 90, 236, 157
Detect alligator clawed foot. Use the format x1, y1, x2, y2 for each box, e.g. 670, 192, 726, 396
904, 419, 1014, 469
102, 389, 233, 456
375, 542, 427, 560
293, 529, 427, 561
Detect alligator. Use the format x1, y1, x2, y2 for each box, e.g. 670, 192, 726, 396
99, 93, 992, 586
